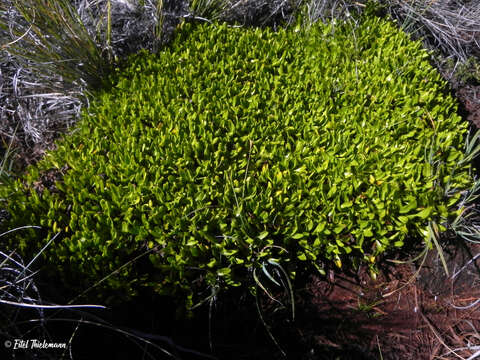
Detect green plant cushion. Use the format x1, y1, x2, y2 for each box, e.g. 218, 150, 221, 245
0, 15, 473, 307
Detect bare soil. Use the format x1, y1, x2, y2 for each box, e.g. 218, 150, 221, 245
285, 242, 480, 359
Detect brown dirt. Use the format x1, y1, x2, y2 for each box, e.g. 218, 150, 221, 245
457, 85, 480, 128
283, 241, 480, 360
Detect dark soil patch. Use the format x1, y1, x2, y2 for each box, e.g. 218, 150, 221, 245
457, 85, 480, 128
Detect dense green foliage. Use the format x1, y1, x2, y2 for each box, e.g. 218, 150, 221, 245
0, 15, 474, 306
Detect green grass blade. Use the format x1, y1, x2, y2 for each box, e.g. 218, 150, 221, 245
429, 221, 449, 277
267, 259, 295, 321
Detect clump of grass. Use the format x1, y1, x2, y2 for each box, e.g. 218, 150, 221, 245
380, 0, 480, 63
0, 124, 18, 185
188, 0, 230, 22
1, 0, 110, 90
0, 0, 173, 175
0, 0, 103, 173
299, 0, 368, 28
220, 0, 303, 27
0, 51, 85, 157
376, 0, 480, 90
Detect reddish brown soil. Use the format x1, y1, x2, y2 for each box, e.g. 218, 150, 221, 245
286, 242, 480, 359
457, 85, 480, 128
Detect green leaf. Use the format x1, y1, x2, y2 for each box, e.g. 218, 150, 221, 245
399, 198, 417, 214
363, 228, 373, 237
217, 267, 232, 276
297, 253, 307, 261
415, 207, 433, 219
314, 222, 326, 234
340, 201, 353, 209
333, 224, 346, 234
258, 231, 269, 240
